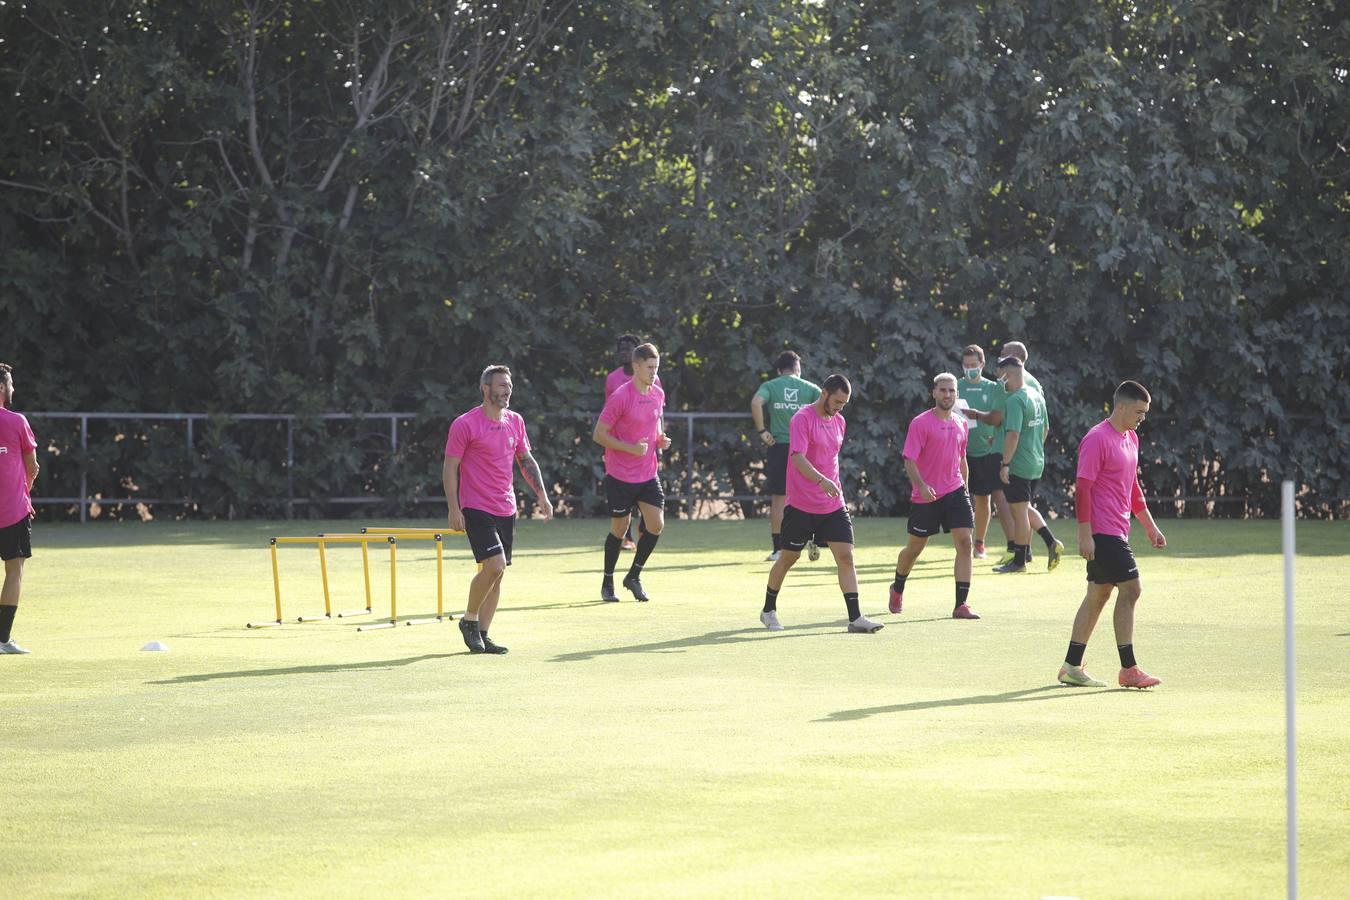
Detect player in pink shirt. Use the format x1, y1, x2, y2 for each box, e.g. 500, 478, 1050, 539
0, 363, 41, 655
759, 374, 883, 635
889, 373, 980, 620
593, 343, 671, 602
444, 365, 554, 654
1057, 381, 1168, 689
604, 334, 661, 550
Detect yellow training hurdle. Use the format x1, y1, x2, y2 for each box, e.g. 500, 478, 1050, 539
247, 526, 472, 631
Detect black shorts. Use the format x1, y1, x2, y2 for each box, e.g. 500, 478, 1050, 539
765, 443, 790, 496
966, 454, 1002, 497
1086, 534, 1139, 585
462, 508, 514, 565
908, 487, 975, 537
604, 475, 664, 516
1002, 473, 1040, 504
0, 515, 32, 561
780, 504, 853, 552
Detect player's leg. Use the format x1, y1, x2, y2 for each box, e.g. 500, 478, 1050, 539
889, 534, 927, 613
972, 493, 991, 556
1057, 581, 1115, 685
0, 555, 25, 653
622, 486, 665, 601
951, 527, 979, 618
764, 504, 810, 630
1028, 504, 1062, 569
832, 540, 879, 633
1113, 577, 1159, 687
994, 497, 1031, 572
476, 517, 514, 654
459, 511, 506, 652
601, 476, 634, 601
991, 488, 1017, 562
768, 494, 786, 559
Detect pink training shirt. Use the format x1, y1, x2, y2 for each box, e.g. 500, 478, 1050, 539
598, 380, 665, 483
444, 406, 532, 518
902, 408, 968, 503
605, 367, 661, 399
785, 404, 846, 515
1076, 418, 1140, 539
0, 408, 37, 528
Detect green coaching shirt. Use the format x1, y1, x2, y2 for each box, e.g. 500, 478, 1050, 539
755, 375, 821, 443
958, 376, 1004, 458
1002, 385, 1048, 479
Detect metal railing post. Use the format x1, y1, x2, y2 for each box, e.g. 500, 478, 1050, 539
79, 414, 88, 523
685, 415, 694, 512
286, 417, 295, 519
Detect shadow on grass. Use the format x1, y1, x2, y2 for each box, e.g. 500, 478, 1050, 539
818, 684, 1117, 721
551, 617, 948, 663
148, 653, 459, 684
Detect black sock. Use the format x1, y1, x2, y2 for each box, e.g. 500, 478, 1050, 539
603, 534, 622, 581
764, 586, 779, 613
955, 581, 970, 610
1015, 544, 1030, 566
1118, 644, 1137, 668
0, 604, 15, 643
627, 531, 660, 580
1038, 525, 1057, 549
891, 572, 908, 594
1066, 641, 1087, 667
772, 533, 782, 552
1007, 539, 1016, 552
844, 592, 861, 621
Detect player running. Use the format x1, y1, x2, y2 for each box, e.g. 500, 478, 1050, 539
889, 374, 980, 619
0, 363, 39, 655
605, 334, 660, 550
750, 350, 821, 561
443, 365, 554, 654
956, 344, 1013, 561
759, 375, 883, 635
593, 343, 671, 602
1057, 381, 1167, 689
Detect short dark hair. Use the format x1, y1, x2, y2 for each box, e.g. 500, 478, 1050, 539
632, 342, 659, 362
1114, 380, 1151, 405
0, 362, 11, 381
961, 344, 984, 363
821, 373, 851, 396
480, 364, 511, 386
617, 334, 641, 348
996, 356, 1023, 370
774, 350, 801, 373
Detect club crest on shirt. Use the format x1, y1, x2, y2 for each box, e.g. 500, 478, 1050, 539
784, 388, 799, 402
0, 447, 7, 455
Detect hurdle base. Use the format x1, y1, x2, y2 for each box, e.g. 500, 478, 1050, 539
357, 621, 398, 632
246, 620, 283, 629
403, 617, 443, 627
336, 608, 373, 618
296, 614, 331, 623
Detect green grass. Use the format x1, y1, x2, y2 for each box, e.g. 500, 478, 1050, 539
9, 517, 1350, 898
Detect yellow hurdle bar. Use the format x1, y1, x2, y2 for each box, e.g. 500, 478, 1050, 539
246, 539, 286, 628
357, 536, 399, 631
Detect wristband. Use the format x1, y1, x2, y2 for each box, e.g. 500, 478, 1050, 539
1000, 462, 1010, 468
759, 429, 769, 435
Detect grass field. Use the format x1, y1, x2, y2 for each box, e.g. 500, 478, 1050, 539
8, 516, 1349, 898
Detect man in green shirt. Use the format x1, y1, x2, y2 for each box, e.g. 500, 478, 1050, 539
992, 356, 1053, 574
956, 344, 1014, 560
1001, 341, 1064, 569
751, 351, 822, 561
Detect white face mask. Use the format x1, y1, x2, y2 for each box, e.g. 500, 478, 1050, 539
964, 367, 982, 380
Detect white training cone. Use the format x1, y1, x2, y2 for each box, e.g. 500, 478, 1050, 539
140, 641, 170, 652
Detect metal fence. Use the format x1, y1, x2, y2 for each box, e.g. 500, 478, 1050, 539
26, 410, 757, 522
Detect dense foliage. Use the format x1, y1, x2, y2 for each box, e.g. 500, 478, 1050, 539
3, 1, 1347, 519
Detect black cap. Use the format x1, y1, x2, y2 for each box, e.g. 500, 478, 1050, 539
996, 356, 1023, 369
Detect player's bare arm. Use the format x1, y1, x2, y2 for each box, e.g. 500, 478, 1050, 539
751, 395, 774, 445
24, 450, 39, 491
904, 457, 936, 502
518, 451, 554, 519
658, 417, 672, 450
1000, 431, 1021, 485
593, 420, 647, 456
442, 455, 465, 532
791, 450, 840, 499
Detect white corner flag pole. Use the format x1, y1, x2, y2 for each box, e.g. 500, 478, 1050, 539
1281, 480, 1298, 900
